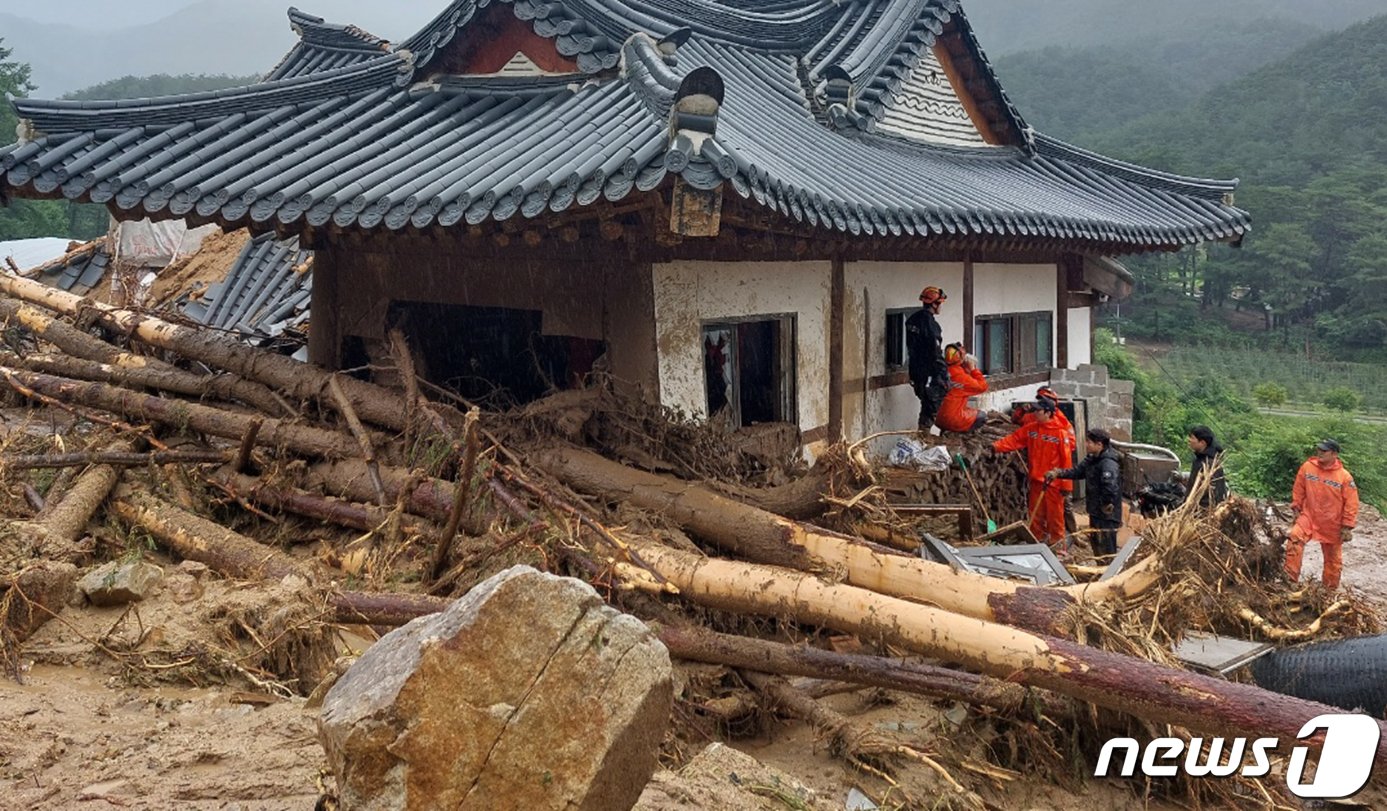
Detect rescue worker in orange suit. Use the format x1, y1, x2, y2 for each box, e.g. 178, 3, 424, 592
1030, 386, 1077, 531
1284, 439, 1359, 591
905, 287, 948, 430
936, 343, 988, 433
992, 397, 1074, 552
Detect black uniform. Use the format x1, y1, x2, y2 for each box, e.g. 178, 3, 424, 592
905, 308, 947, 429
1186, 443, 1229, 508
1053, 446, 1123, 556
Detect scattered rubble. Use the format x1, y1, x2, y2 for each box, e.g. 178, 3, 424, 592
77, 558, 163, 606
1, 267, 1385, 809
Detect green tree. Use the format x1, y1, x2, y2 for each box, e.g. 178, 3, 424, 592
1322, 386, 1362, 413
0, 38, 70, 240
1252, 382, 1288, 407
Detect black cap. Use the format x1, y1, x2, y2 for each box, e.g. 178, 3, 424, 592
1316, 439, 1341, 453
1034, 398, 1056, 413
1087, 428, 1111, 444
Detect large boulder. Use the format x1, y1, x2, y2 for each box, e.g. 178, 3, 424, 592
318, 565, 672, 810
78, 559, 164, 606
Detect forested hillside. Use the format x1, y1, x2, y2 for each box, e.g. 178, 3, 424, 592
0, 70, 254, 241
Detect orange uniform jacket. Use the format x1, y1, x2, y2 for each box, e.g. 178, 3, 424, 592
993, 413, 1075, 483
1292, 457, 1359, 543
936, 365, 987, 433
1019, 409, 1075, 491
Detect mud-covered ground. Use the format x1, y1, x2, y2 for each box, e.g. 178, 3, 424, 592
3, 506, 1385, 810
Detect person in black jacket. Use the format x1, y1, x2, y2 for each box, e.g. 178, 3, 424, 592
906, 286, 948, 430
1185, 425, 1229, 508
1045, 428, 1124, 557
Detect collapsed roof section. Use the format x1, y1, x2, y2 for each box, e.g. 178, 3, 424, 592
181, 232, 312, 346
2, 0, 1250, 252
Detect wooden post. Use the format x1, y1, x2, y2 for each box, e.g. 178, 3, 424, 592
828, 257, 845, 443
962, 254, 975, 353
308, 243, 340, 369
1057, 255, 1079, 370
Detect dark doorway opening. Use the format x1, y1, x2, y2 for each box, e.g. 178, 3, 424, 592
703, 316, 796, 427
388, 301, 604, 406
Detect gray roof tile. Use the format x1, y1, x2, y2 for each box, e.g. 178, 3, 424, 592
3, 0, 1250, 250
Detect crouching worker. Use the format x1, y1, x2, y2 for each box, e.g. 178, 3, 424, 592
936, 343, 988, 434
993, 398, 1072, 552
1045, 428, 1123, 557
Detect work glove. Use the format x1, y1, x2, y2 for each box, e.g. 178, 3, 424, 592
1043, 470, 1057, 482
1341, 527, 1354, 544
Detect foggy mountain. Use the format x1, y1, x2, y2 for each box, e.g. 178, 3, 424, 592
5, 0, 1387, 98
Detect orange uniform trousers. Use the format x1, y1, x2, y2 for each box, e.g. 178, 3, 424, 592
1028, 479, 1067, 546
1284, 526, 1343, 590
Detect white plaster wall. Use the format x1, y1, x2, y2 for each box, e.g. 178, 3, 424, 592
1067, 306, 1092, 368
972, 263, 1058, 365
652, 260, 831, 428
843, 262, 965, 437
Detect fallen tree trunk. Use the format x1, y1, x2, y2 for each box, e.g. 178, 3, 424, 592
329, 590, 450, 627
0, 275, 446, 434
109, 485, 303, 582
656, 624, 1059, 716
0, 298, 290, 416
631, 541, 1387, 765
3, 368, 360, 460
535, 447, 1155, 631
210, 470, 432, 535
714, 466, 833, 520
20, 440, 139, 562
3, 448, 230, 469
308, 460, 458, 522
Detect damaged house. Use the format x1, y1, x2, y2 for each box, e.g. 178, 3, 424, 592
1, 0, 1248, 445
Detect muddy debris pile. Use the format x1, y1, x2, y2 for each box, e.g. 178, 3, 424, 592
1, 271, 1383, 810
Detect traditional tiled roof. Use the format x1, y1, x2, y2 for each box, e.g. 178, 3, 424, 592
182, 232, 312, 343
25, 239, 112, 295
266, 8, 393, 81
2, 0, 1250, 250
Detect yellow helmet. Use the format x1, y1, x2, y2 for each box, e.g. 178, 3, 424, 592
944, 342, 965, 365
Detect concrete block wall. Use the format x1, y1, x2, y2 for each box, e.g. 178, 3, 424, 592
1049, 364, 1134, 440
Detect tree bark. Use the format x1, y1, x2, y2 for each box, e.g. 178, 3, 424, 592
534, 447, 1156, 630
656, 624, 1058, 716
0, 275, 448, 434
3, 449, 230, 469
0, 298, 290, 416
329, 591, 450, 627
630, 541, 1387, 765
210, 470, 431, 535
308, 460, 457, 522
3, 368, 360, 459
109, 485, 303, 582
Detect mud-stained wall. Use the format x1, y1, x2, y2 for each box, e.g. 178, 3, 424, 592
842, 262, 964, 438
326, 244, 659, 392
651, 260, 831, 428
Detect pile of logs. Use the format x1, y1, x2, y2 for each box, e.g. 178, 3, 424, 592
2, 269, 1383, 808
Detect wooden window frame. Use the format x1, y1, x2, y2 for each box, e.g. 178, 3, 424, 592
973, 310, 1054, 377
701, 313, 798, 427
883, 307, 916, 373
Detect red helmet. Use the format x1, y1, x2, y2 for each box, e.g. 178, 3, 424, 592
919, 286, 947, 305
1036, 386, 1060, 406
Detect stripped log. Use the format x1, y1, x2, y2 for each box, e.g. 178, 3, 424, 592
3, 368, 360, 459
630, 541, 1387, 765
0, 299, 290, 416
109, 485, 303, 582
0, 275, 447, 434
534, 447, 1155, 631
